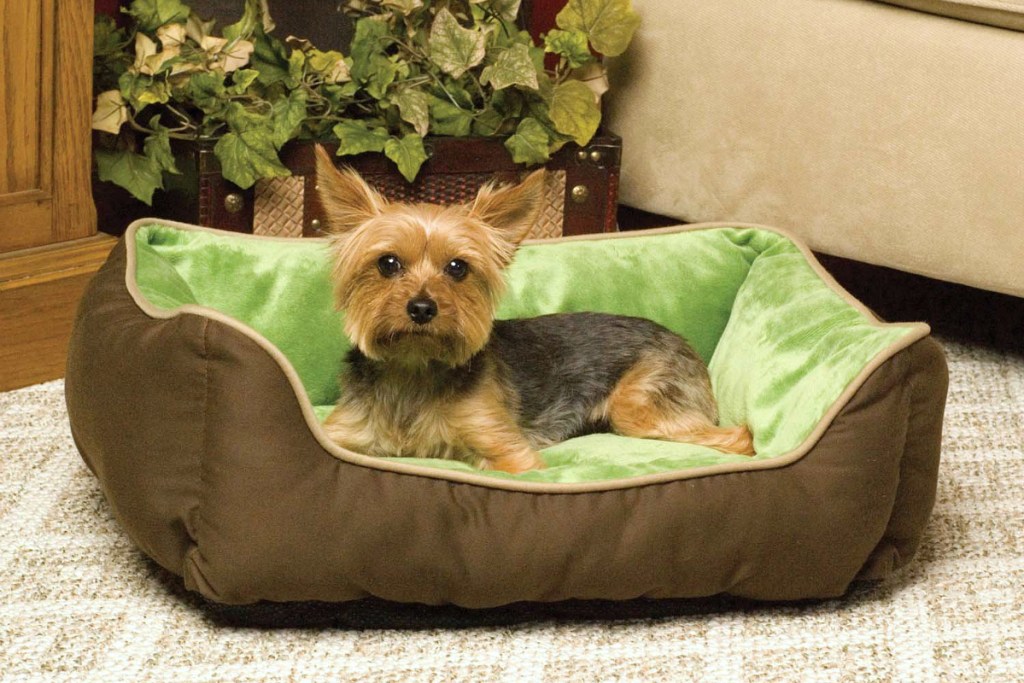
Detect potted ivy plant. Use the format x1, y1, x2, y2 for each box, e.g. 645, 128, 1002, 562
92, 0, 639, 223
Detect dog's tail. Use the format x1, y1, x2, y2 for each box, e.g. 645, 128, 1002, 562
685, 423, 756, 456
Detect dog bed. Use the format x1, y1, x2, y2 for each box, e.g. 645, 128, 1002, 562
65, 220, 947, 607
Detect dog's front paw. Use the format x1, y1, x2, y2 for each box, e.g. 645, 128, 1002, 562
483, 450, 546, 474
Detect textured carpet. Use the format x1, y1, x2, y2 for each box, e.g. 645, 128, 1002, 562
2, 334, 1022, 681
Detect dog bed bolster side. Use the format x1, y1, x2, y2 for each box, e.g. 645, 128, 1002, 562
65, 238, 205, 576
857, 336, 947, 580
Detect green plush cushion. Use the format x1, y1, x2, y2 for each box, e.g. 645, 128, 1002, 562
132, 223, 916, 483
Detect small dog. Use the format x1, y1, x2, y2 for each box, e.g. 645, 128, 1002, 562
315, 146, 754, 473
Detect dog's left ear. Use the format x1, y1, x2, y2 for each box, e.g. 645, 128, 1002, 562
470, 169, 546, 245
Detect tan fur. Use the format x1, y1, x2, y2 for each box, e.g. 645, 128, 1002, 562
314, 147, 548, 369
315, 145, 753, 473
323, 357, 544, 472
446, 371, 545, 473
596, 357, 756, 456
331, 209, 501, 367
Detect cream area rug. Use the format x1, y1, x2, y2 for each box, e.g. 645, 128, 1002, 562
2, 336, 1022, 682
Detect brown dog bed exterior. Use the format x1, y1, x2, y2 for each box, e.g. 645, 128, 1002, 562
65, 220, 947, 607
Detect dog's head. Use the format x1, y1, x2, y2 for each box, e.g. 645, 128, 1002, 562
314, 145, 545, 367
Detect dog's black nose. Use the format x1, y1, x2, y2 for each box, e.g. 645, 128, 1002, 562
406, 297, 438, 325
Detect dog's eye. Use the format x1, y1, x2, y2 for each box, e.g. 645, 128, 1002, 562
444, 259, 469, 281
377, 254, 403, 277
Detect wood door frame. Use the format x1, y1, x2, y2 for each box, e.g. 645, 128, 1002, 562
51, 0, 98, 243
0, 0, 106, 391
0, 0, 96, 253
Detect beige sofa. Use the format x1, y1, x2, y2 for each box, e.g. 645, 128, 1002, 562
605, 0, 1024, 297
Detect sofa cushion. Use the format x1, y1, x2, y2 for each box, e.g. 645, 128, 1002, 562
605, 0, 1024, 297
880, 0, 1024, 31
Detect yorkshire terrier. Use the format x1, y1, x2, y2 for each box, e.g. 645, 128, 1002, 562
315, 146, 755, 474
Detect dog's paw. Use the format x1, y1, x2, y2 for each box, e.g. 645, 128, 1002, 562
484, 450, 546, 474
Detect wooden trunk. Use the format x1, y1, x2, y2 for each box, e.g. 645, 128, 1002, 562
97, 135, 622, 240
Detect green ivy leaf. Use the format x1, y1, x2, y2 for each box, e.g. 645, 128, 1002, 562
428, 8, 487, 79
350, 20, 403, 99
480, 43, 539, 91
472, 87, 525, 135
119, 71, 170, 110
125, 0, 189, 33
308, 49, 350, 82
504, 117, 550, 165
366, 57, 402, 100
427, 95, 474, 137
223, 0, 264, 41
544, 29, 593, 69
249, 27, 290, 85
524, 99, 573, 154
137, 83, 171, 106
556, 0, 640, 57
184, 70, 227, 115
94, 16, 125, 59
224, 100, 265, 132
491, 87, 525, 120
215, 103, 291, 188
322, 81, 360, 110
94, 17, 131, 92
350, 18, 393, 80
271, 89, 308, 147
333, 119, 391, 156
472, 107, 506, 136
228, 68, 259, 95
441, 79, 475, 108
548, 79, 601, 146
394, 89, 431, 137
215, 131, 291, 188
384, 134, 428, 182
482, 0, 522, 22
286, 49, 306, 89
95, 148, 164, 205
307, 49, 339, 74
143, 116, 180, 175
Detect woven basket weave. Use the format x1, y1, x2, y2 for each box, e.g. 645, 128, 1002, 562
253, 176, 306, 238
254, 169, 567, 240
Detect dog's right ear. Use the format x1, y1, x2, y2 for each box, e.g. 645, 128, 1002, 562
314, 144, 386, 233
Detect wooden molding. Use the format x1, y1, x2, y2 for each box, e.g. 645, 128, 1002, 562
0, 234, 117, 391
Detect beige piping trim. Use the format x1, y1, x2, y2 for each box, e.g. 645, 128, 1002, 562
122, 218, 931, 494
